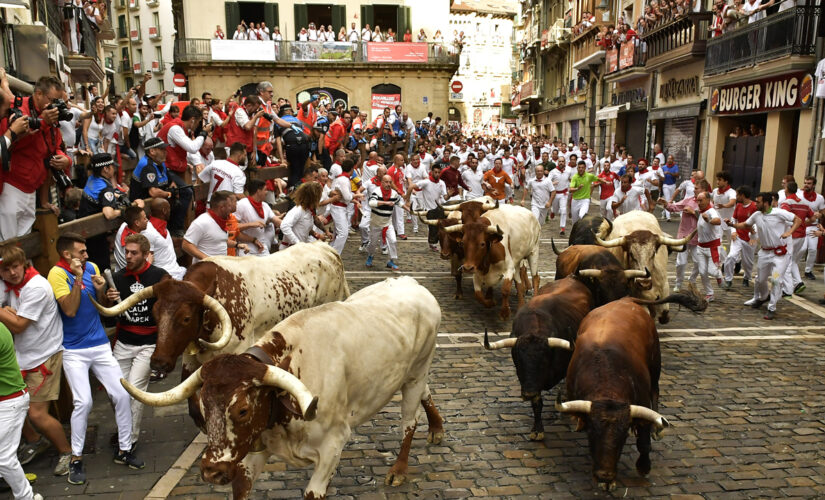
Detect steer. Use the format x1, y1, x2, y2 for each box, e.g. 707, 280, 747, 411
444, 204, 540, 319
568, 215, 613, 246
418, 208, 465, 298
121, 277, 443, 500
595, 211, 694, 324
556, 298, 671, 491
93, 242, 349, 426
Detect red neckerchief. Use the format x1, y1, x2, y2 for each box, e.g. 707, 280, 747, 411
429, 173, 439, 182
380, 186, 393, 200
699, 204, 714, 213
419, 153, 426, 159
786, 193, 800, 202
371, 176, 381, 187
803, 190, 817, 202
208, 209, 228, 232
337, 173, 349, 179
227, 158, 240, 167
55, 259, 85, 289
4, 266, 40, 297
652, 165, 660, 170
124, 261, 151, 282
638, 166, 648, 174
717, 185, 731, 194
120, 225, 138, 246
248, 197, 265, 219
149, 217, 168, 238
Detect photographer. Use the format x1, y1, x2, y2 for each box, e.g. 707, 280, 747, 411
157, 104, 212, 184
224, 94, 266, 167
0, 76, 73, 241
79, 153, 143, 269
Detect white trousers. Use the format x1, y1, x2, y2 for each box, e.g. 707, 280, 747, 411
674, 245, 696, 289
113, 341, 154, 445
0, 184, 36, 241
330, 205, 349, 254
531, 205, 547, 224
0, 392, 32, 500
358, 209, 371, 245
724, 237, 755, 282
599, 199, 614, 221
803, 227, 819, 273
571, 198, 590, 225
662, 184, 675, 219
695, 246, 722, 296
63, 344, 133, 456
781, 237, 805, 293
552, 192, 569, 229
392, 204, 406, 237
410, 195, 420, 232
368, 220, 397, 260
753, 250, 791, 312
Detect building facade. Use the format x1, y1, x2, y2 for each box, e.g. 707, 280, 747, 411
512, 0, 824, 191
448, 0, 516, 133
113, 0, 176, 94
171, 0, 458, 120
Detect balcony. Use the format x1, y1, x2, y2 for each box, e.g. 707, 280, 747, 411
571, 25, 605, 70
605, 41, 645, 78
148, 26, 160, 40
146, 0, 158, 6
133, 62, 143, 74
174, 40, 460, 66
129, 0, 138, 7
151, 60, 163, 73
130, 29, 140, 42
705, 6, 819, 76
115, 0, 126, 9
643, 12, 713, 70
519, 80, 538, 102
65, 17, 105, 82
118, 27, 128, 39
119, 60, 131, 72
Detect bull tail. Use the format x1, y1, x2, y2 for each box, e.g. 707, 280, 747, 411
550, 237, 561, 255
631, 290, 707, 312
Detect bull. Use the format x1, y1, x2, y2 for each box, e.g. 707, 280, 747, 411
93, 242, 349, 427
417, 208, 465, 298
556, 298, 670, 490
595, 211, 694, 324
568, 215, 613, 246
443, 204, 540, 319
120, 277, 444, 500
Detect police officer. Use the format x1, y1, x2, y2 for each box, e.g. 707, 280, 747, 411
275, 103, 310, 189
79, 153, 143, 269
130, 137, 191, 235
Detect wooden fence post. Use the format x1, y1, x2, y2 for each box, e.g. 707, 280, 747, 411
32, 209, 59, 274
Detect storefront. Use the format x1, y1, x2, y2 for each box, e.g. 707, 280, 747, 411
596, 75, 650, 156
648, 60, 706, 181
705, 71, 814, 191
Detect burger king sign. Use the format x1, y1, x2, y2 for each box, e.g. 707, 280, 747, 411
710, 72, 813, 115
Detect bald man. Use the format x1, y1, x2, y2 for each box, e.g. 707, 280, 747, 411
144, 198, 186, 279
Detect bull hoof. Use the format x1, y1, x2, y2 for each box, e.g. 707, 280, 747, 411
384, 469, 407, 487
636, 455, 651, 476
427, 429, 445, 445
528, 431, 544, 441
652, 428, 665, 441
658, 312, 670, 325
499, 308, 511, 320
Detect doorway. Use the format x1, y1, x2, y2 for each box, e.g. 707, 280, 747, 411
722, 113, 767, 192
238, 2, 265, 27
306, 4, 332, 28
373, 4, 399, 34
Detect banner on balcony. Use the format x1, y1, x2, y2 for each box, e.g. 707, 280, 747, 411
618, 42, 635, 70
710, 72, 814, 115
371, 94, 401, 120
606, 49, 618, 73
211, 40, 276, 62
366, 43, 428, 63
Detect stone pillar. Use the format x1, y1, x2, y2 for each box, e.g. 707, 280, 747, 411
761, 111, 795, 191
793, 109, 814, 183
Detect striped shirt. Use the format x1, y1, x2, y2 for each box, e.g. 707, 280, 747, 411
368, 190, 403, 219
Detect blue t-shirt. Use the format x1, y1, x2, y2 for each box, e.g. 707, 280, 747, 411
47, 262, 109, 350
663, 164, 679, 185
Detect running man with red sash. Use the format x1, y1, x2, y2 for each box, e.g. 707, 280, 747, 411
723, 185, 758, 289
686, 191, 723, 302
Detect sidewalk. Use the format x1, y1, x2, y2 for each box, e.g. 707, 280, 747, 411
21, 372, 198, 499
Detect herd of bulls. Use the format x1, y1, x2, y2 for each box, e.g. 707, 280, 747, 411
89, 199, 707, 499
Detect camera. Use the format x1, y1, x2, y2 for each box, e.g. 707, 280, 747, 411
45, 156, 74, 190
47, 98, 74, 122
10, 107, 41, 131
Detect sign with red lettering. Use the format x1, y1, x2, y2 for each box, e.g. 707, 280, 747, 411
366, 42, 428, 62
606, 48, 618, 73
618, 42, 635, 70
710, 72, 813, 115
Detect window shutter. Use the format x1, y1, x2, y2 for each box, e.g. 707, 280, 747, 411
225, 2, 240, 34
360, 5, 373, 29
332, 5, 346, 34
264, 3, 279, 31
294, 4, 308, 35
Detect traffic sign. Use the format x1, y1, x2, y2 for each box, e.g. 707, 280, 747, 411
451, 80, 463, 93
173, 73, 186, 87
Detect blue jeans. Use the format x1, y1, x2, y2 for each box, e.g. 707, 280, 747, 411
119, 144, 137, 159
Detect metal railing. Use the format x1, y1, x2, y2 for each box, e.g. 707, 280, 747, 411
705, 6, 819, 75
605, 42, 645, 74
642, 12, 713, 61
78, 16, 99, 60
174, 40, 460, 65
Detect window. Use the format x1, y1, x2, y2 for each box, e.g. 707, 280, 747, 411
136, 48, 142, 69
152, 12, 159, 29
120, 46, 130, 62
133, 16, 140, 34
157, 79, 164, 94
117, 15, 127, 38
154, 46, 162, 66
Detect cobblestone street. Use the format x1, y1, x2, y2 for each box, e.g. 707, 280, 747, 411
23, 206, 825, 499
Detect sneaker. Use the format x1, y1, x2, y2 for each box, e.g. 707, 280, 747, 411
673, 285, 682, 293
387, 260, 400, 271
804, 271, 816, 280
348, 227, 357, 235
413, 228, 419, 234
381, 246, 388, 255
724, 280, 732, 290
742, 278, 750, 287
764, 310, 776, 320
365, 255, 374, 267
114, 449, 145, 470
149, 369, 166, 382
68, 459, 86, 485
429, 244, 439, 252
794, 282, 806, 294
744, 298, 765, 308
398, 234, 407, 240
358, 243, 368, 252
559, 229, 565, 236
18, 438, 50, 465
54, 452, 72, 476
716, 278, 723, 286
550, 211, 555, 219
705, 294, 714, 302
782, 292, 793, 298
734, 262, 742, 276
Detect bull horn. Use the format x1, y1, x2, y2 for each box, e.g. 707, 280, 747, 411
555, 393, 592, 414
629, 405, 670, 430
90, 286, 155, 317
441, 203, 462, 211
121, 367, 203, 407
417, 213, 440, 227
412, 210, 430, 216
443, 224, 465, 233
659, 230, 696, 247
260, 365, 319, 421
623, 268, 650, 279
547, 338, 572, 351
576, 269, 603, 278
594, 233, 626, 248
483, 328, 517, 350
480, 198, 498, 211
485, 224, 504, 235
198, 295, 234, 350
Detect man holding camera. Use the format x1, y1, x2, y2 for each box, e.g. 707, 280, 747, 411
157, 104, 208, 191
130, 137, 190, 235
225, 95, 267, 168
0, 76, 73, 240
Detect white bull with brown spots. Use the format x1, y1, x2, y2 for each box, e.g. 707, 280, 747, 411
121, 276, 444, 500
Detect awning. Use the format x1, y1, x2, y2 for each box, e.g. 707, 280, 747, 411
573, 50, 605, 70
648, 102, 703, 121
0, 0, 28, 8
595, 103, 629, 120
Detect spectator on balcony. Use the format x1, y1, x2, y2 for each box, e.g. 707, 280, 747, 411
373, 25, 384, 42
261, 22, 271, 40
233, 24, 247, 40
777, 0, 795, 12
214, 25, 225, 39
272, 26, 283, 42
298, 27, 309, 41
247, 23, 259, 41
0, 76, 72, 240
318, 25, 328, 42
338, 26, 347, 41
582, 11, 596, 28
362, 23, 372, 41
348, 23, 360, 42
386, 28, 397, 42
83, 0, 104, 27
417, 28, 428, 42
323, 25, 335, 42
403, 29, 412, 42
624, 23, 638, 43
742, 0, 772, 24
308, 22, 319, 41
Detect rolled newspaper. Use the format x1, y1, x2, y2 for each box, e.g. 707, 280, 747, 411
103, 268, 133, 322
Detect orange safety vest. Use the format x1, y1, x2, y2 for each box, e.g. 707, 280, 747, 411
255, 101, 274, 155
296, 103, 316, 135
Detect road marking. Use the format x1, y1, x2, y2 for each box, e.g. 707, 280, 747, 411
786, 295, 825, 320
145, 433, 207, 499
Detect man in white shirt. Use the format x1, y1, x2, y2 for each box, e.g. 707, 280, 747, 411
118, 97, 138, 159
114, 206, 152, 272
361, 24, 372, 41
522, 164, 556, 225
729, 192, 801, 319
358, 166, 387, 252
652, 144, 666, 167
477, 150, 492, 173
188, 137, 215, 175
348, 23, 360, 42
611, 174, 651, 216
684, 192, 723, 301
235, 180, 279, 256
711, 171, 737, 263
742, 0, 766, 23
499, 146, 517, 199
233, 24, 247, 40
548, 160, 574, 235
462, 155, 485, 200
799, 176, 825, 279
366, 174, 409, 270
405, 155, 428, 233
198, 142, 248, 205
183, 191, 244, 263
307, 23, 319, 41
145, 198, 186, 279
330, 159, 360, 254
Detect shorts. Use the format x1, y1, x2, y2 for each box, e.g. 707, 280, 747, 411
24, 351, 63, 403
